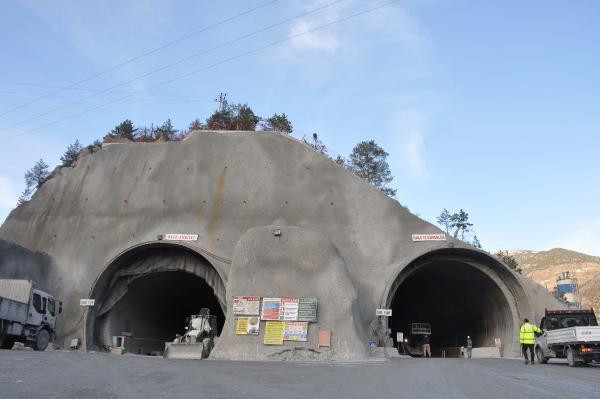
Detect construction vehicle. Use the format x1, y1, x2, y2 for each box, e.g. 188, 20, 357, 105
535, 308, 600, 366
163, 308, 217, 359
0, 279, 62, 351
403, 323, 431, 357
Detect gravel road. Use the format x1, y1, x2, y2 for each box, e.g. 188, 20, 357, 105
0, 350, 598, 399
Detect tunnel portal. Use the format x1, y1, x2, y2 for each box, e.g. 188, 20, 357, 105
389, 254, 515, 357
87, 244, 226, 354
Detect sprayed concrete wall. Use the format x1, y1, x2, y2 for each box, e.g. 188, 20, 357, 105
0, 131, 563, 357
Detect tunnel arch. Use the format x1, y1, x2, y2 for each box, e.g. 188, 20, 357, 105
84, 242, 227, 353
384, 248, 531, 357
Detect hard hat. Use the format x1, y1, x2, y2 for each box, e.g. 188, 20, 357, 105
467, 336, 470, 338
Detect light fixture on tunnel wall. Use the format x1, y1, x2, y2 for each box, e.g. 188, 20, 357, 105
273, 228, 281, 237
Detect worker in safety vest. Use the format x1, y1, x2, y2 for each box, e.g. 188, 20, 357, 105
520, 318, 542, 364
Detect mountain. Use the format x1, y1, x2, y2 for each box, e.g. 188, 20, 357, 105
510, 248, 600, 311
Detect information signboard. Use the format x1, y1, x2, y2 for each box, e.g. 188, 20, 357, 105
284, 322, 308, 341
236, 316, 260, 335
280, 298, 299, 321
297, 298, 318, 322
235, 317, 249, 335
232, 296, 260, 315
376, 309, 392, 317
80, 299, 95, 306
261, 298, 281, 320
263, 321, 285, 345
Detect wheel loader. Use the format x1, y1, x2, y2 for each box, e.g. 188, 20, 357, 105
163, 308, 217, 359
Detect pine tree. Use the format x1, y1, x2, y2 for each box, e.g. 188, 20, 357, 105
60, 139, 82, 167
348, 140, 396, 197
18, 159, 50, 204
261, 113, 293, 133
108, 119, 137, 140
155, 119, 177, 140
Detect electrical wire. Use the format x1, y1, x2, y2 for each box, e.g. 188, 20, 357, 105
0, 0, 281, 118
0, 0, 348, 133
0, 0, 401, 143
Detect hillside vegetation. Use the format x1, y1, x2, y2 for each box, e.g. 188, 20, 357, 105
511, 248, 600, 311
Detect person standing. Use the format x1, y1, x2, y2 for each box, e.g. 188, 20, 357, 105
466, 336, 473, 359
520, 318, 542, 364
423, 335, 431, 358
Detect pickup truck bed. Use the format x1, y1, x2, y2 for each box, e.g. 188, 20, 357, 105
546, 326, 600, 345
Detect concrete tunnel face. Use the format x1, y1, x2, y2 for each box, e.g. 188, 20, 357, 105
87, 244, 226, 353
388, 250, 519, 355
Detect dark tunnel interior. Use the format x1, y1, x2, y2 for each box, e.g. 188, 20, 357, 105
390, 260, 513, 357
96, 271, 224, 354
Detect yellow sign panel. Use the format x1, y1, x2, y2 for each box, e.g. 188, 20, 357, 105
263, 321, 285, 345
236, 317, 249, 335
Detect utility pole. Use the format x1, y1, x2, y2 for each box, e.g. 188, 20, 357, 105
215, 93, 228, 112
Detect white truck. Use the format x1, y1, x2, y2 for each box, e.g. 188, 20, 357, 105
535, 308, 600, 367
0, 279, 62, 351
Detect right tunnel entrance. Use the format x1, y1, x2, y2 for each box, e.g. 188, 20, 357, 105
389, 251, 521, 357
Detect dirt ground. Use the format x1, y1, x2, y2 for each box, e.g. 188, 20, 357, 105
0, 350, 598, 399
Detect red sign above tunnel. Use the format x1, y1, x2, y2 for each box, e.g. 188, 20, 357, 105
411, 234, 446, 242
164, 233, 199, 241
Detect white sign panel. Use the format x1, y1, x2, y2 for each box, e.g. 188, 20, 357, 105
411, 234, 446, 242
164, 233, 198, 241
376, 308, 392, 317
397, 332, 404, 342
80, 299, 95, 306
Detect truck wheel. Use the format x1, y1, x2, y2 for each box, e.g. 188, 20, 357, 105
34, 329, 50, 351
1, 337, 15, 349
535, 347, 548, 364
566, 346, 578, 367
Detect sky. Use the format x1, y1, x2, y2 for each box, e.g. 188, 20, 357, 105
0, 0, 598, 255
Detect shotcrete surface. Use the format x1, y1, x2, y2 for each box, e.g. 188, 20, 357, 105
0, 131, 564, 351
1, 350, 598, 399
211, 225, 368, 361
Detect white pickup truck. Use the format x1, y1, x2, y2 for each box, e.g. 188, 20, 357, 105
535, 308, 600, 367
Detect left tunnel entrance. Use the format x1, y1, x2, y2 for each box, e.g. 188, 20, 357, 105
87, 244, 226, 354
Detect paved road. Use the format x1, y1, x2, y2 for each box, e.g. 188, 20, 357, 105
0, 350, 598, 399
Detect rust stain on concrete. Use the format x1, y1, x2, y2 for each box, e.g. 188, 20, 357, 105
208, 167, 227, 243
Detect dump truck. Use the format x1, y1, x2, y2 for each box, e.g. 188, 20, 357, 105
164, 308, 217, 359
535, 308, 600, 366
0, 279, 62, 351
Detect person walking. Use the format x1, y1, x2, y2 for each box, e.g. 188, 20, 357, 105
423, 335, 431, 358
520, 318, 542, 364
466, 336, 473, 359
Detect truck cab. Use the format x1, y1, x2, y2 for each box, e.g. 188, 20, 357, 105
28, 288, 60, 332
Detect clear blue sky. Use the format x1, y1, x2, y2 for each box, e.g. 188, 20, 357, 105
0, 0, 598, 255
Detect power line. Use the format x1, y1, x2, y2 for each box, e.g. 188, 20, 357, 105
0, 0, 280, 118
0, 80, 213, 98
0, 0, 348, 133
0, 89, 213, 102
0, 0, 401, 143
